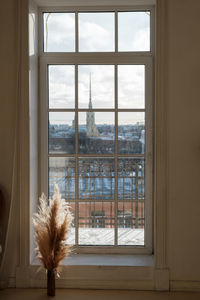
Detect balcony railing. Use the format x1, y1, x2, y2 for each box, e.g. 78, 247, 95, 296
49, 158, 145, 231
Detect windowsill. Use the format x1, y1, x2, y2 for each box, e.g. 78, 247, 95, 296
31, 254, 154, 267
64, 254, 154, 266
29, 254, 154, 289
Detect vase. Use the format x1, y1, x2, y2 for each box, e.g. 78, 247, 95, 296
47, 269, 55, 297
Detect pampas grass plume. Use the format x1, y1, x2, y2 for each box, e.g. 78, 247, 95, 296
33, 184, 73, 274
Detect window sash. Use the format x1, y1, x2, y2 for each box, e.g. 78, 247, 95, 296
39, 7, 153, 254
39, 6, 155, 55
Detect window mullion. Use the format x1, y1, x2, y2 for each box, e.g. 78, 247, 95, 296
114, 64, 118, 246
115, 10, 118, 53
75, 11, 78, 53
75, 64, 79, 247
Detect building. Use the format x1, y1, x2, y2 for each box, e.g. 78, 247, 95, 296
86, 74, 99, 137
71, 74, 99, 137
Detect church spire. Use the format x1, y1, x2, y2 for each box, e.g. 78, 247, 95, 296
86, 72, 99, 137
89, 72, 92, 109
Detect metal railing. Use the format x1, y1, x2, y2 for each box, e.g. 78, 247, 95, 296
49, 158, 145, 228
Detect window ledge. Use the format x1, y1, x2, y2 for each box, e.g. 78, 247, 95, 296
28, 254, 154, 289
31, 254, 154, 267
63, 253, 154, 266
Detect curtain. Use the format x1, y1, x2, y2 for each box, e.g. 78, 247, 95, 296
0, 0, 22, 288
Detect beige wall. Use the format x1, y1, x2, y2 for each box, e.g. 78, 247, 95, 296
0, 0, 16, 263
167, 0, 200, 281
0, 0, 200, 286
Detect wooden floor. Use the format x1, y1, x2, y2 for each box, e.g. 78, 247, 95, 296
1, 289, 200, 300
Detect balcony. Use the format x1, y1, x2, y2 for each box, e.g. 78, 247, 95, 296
49, 158, 145, 246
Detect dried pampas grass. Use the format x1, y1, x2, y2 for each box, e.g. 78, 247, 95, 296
33, 185, 73, 296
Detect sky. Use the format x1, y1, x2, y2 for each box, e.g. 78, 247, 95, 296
44, 12, 149, 125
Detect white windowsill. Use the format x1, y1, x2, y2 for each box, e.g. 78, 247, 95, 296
31, 254, 154, 267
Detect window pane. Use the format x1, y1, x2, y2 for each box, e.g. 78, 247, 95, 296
79, 202, 114, 245
43, 13, 75, 52
118, 202, 144, 246
118, 158, 145, 201
49, 112, 75, 154
118, 65, 145, 109
118, 112, 145, 154
48, 65, 75, 109
79, 13, 115, 52
49, 157, 75, 200
79, 158, 115, 200
78, 65, 114, 108
66, 202, 75, 245
79, 112, 114, 154
118, 11, 150, 51
117, 158, 145, 245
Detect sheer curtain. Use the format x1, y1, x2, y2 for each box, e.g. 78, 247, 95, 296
0, 0, 22, 288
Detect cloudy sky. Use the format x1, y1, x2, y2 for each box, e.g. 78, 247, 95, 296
45, 12, 149, 125
43, 11, 150, 52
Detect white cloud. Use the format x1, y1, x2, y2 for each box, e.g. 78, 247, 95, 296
49, 112, 75, 125
118, 12, 150, 51
78, 65, 114, 108
44, 13, 75, 52
79, 13, 114, 52
49, 65, 75, 108
46, 12, 148, 124
118, 65, 145, 108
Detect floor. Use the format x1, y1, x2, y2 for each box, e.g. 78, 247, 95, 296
1, 289, 200, 300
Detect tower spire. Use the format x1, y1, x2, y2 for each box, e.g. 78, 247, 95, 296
86, 72, 99, 137
89, 72, 92, 109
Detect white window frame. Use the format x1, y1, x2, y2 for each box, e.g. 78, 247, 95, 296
39, 5, 154, 255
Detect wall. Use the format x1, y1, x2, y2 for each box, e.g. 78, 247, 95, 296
167, 0, 200, 282
0, 0, 200, 289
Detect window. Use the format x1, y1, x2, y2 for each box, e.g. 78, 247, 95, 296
40, 7, 153, 254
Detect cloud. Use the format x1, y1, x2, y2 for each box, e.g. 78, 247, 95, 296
118, 65, 145, 108
49, 112, 75, 125
78, 65, 114, 108
79, 13, 114, 51
118, 12, 150, 51
46, 12, 148, 124
49, 65, 75, 108
118, 112, 145, 125
79, 112, 114, 125
44, 13, 75, 52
